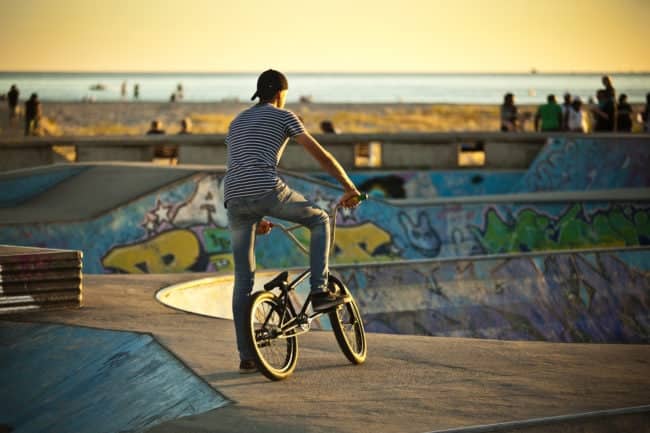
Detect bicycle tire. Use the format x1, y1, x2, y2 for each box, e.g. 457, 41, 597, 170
248, 291, 298, 380
328, 277, 367, 364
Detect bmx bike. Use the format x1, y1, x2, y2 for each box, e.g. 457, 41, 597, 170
246, 194, 368, 381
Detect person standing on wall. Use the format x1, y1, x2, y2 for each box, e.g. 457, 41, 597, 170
534, 94, 563, 132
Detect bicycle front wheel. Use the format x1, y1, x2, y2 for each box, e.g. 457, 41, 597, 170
328, 277, 367, 364
248, 291, 298, 380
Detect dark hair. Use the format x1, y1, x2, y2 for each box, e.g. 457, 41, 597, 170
503, 93, 514, 105
618, 93, 627, 103
251, 69, 289, 102
547, 94, 556, 103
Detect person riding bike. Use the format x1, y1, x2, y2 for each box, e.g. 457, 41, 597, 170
224, 69, 362, 373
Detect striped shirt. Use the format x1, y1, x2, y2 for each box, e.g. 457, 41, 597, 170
224, 103, 305, 204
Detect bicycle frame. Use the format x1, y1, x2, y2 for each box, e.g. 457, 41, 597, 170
260, 203, 352, 338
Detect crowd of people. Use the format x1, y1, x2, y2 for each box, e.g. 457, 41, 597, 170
501, 75, 650, 133
4, 76, 650, 137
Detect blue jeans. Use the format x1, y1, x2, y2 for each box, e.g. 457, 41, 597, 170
227, 184, 330, 361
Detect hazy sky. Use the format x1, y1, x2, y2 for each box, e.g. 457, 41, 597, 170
1, 0, 649, 73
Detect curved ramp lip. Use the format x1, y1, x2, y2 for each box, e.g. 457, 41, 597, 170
155, 270, 305, 320
155, 275, 233, 320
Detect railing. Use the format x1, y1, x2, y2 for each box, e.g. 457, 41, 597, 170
0, 132, 648, 172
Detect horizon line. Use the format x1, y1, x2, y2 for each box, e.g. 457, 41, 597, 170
1, 69, 650, 75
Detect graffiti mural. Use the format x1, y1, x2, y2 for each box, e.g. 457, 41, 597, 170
333, 248, 650, 343
0, 136, 649, 274
513, 137, 650, 192
470, 204, 650, 254
313, 170, 524, 199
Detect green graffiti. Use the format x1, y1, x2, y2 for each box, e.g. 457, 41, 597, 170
471, 205, 650, 254
203, 227, 231, 254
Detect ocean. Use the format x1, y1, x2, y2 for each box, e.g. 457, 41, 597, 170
0, 72, 648, 104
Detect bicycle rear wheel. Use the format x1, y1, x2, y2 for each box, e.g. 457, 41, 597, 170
248, 291, 298, 380
328, 276, 367, 364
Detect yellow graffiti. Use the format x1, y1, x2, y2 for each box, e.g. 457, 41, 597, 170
103, 229, 201, 273
333, 222, 394, 262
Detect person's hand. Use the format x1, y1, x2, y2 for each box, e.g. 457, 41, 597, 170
339, 189, 362, 208
256, 219, 273, 235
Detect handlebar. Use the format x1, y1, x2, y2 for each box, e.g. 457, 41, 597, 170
268, 193, 368, 257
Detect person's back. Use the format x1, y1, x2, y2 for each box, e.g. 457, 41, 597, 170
616, 94, 632, 132
500, 93, 518, 132
24, 93, 41, 136
567, 98, 586, 132
225, 103, 303, 202
644, 92, 650, 132
535, 94, 562, 132
146, 120, 165, 135
25, 95, 39, 119
8, 85, 19, 107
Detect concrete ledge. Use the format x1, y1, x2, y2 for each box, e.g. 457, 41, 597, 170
2, 132, 647, 172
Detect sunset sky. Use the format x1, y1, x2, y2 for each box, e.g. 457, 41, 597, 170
1, 0, 649, 73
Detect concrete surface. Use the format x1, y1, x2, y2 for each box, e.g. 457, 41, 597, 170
2, 273, 649, 433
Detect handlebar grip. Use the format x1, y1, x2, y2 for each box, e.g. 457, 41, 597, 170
357, 192, 368, 202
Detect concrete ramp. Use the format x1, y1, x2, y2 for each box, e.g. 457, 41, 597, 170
155, 246, 650, 343
513, 137, 650, 192
0, 321, 228, 433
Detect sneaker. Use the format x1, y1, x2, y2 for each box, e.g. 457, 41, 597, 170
311, 291, 349, 313
239, 359, 257, 374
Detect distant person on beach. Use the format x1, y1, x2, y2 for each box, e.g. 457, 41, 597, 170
146, 120, 166, 135
567, 97, 587, 133
535, 94, 563, 132
121, 81, 127, 98
500, 93, 519, 132
599, 75, 617, 131
616, 93, 633, 132
178, 118, 192, 134
642, 92, 650, 132
7, 85, 19, 120
134, 84, 140, 100
224, 69, 361, 374
24, 93, 41, 136
176, 83, 184, 101
320, 120, 339, 134
592, 89, 614, 132
561, 92, 572, 130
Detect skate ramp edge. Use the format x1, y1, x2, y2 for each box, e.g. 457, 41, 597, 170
0, 321, 229, 433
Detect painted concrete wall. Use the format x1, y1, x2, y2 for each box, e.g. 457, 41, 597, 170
0, 321, 227, 433
512, 137, 650, 192
0, 137, 648, 274
334, 247, 650, 343
313, 170, 525, 199
313, 137, 650, 199
0, 170, 648, 274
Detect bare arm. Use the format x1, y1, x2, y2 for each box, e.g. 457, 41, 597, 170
293, 131, 361, 205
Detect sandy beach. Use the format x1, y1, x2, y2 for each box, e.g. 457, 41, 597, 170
1, 101, 646, 137
0, 102, 520, 137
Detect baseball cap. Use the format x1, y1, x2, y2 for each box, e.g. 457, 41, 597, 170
251, 69, 289, 101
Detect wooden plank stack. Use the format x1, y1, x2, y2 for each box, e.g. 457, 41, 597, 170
0, 245, 82, 314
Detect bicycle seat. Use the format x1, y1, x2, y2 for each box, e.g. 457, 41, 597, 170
264, 271, 289, 291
